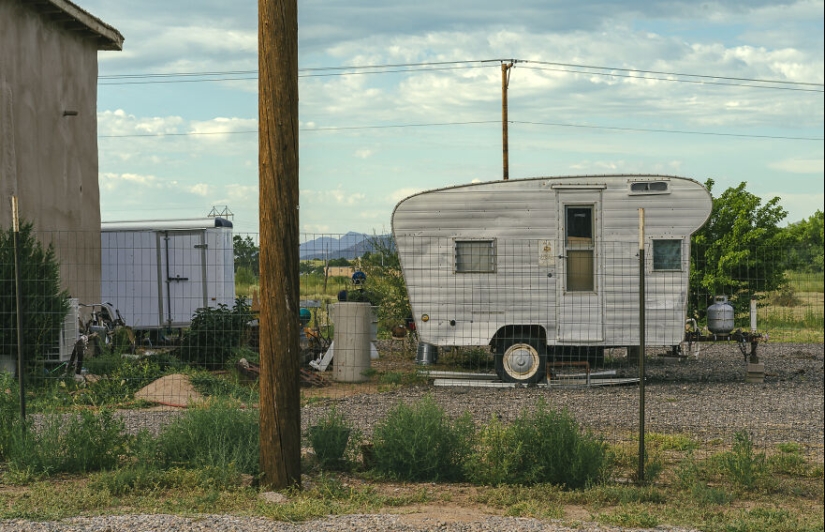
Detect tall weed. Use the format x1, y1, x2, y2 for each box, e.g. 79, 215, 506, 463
721, 430, 767, 489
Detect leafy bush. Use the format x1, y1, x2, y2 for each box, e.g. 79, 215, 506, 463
306, 406, 355, 470
0, 222, 69, 381
371, 395, 474, 481
466, 399, 608, 489
155, 399, 259, 477
174, 298, 254, 367
3, 409, 130, 476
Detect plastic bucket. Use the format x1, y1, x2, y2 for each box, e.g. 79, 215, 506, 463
415, 343, 438, 365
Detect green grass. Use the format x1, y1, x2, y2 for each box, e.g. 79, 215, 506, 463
0, 422, 822, 530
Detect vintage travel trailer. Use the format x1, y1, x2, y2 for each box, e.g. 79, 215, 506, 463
391, 175, 713, 383
100, 218, 236, 330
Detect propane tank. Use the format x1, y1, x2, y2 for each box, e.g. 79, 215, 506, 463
707, 295, 735, 334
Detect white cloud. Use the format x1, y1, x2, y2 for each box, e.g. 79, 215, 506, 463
769, 158, 825, 174
188, 183, 211, 196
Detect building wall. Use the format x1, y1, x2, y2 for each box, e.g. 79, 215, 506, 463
0, 0, 103, 304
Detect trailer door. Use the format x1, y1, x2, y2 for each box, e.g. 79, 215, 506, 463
555, 187, 604, 343
159, 230, 208, 326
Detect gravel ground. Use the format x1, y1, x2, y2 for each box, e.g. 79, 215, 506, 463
0, 514, 704, 532
303, 341, 824, 460
3, 341, 821, 532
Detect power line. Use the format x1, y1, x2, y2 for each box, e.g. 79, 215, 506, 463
520, 65, 824, 93
98, 120, 823, 141
98, 58, 824, 92
523, 60, 824, 87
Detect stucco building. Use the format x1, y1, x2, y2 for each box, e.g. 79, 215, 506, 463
0, 0, 123, 304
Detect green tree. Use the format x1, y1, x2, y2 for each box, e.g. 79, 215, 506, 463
690, 180, 789, 319
327, 257, 351, 267
0, 222, 69, 380
232, 235, 259, 276
358, 235, 411, 330
782, 210, 824, 273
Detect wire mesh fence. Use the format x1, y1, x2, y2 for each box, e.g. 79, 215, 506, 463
1, 229, 822, 467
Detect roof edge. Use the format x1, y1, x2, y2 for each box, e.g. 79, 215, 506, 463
33, 0, 124, 51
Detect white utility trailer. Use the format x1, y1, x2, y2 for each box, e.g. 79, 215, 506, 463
101, 218, 235, 330
391, 175, 712, 383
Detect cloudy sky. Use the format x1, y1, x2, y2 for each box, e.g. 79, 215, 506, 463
81, 0, 823, 236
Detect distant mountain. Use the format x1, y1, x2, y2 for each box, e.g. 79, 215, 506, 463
300, 232, 393, 260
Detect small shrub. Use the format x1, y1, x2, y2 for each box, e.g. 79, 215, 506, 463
306, 406, 355, 470
4, 409, 130, 476
174, 298, 253, 368
155, 399, 259, 477
466, 399, 608, 488
722, 430, 767, 489
464, 415, 523, 486
371, 395, 474, 481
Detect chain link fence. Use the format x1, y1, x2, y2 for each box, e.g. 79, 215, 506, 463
1, 229, 822, 465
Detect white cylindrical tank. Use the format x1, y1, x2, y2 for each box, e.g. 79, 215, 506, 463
331, 302, 372, 382
708, 295, 735, 334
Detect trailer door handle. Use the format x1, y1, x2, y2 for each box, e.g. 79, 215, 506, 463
168, 276, 189, 282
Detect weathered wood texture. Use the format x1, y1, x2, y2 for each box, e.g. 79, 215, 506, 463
258, 0, 301, 490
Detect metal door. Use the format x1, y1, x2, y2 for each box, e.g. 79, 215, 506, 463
555, 187, 604, 343
159, 230, 208, 326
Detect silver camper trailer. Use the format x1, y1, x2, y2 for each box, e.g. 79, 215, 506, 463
391, 175, 712, 383
100, 217, 236, 330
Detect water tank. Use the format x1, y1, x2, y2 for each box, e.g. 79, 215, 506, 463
330, 302, 372, 382
708, 295, 735, 334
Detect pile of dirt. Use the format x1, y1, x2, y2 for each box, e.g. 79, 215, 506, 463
134, 373, 204, 408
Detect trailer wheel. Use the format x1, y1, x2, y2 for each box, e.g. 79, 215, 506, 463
496, 340, 546, 384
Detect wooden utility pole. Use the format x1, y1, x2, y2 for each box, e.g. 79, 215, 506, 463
501, 61, 513, 180
258, 0, 301, 489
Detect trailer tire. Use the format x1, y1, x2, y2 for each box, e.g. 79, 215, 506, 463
496, 339, 546, 384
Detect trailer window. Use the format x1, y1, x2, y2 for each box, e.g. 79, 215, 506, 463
565, 206, 594, 291
630, 181, 669, 194
455, 240, 496, 273
653, 239, 682, 271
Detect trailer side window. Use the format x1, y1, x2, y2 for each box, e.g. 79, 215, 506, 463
630, 181, 669, 194
455, 239, 496, 273
565, 206, 594, 291
652, 239, 682, 271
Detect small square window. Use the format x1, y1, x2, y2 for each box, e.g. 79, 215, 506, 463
455, 240, 496, 273
653, 239, 682, 271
